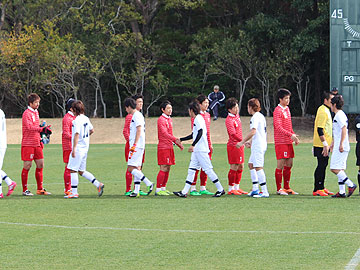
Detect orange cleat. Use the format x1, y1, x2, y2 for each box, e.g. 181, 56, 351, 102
64, 190, 72, 196
227, 190, 242, 195
276, 189, 288, 195
323, 188, 334, 195
313, 190, 328, 196
36, 189, 52, 195
236, 189, 248, 195
283, 188, 298, 195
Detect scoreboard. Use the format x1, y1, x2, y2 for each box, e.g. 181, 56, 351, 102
330, 0, 360, 113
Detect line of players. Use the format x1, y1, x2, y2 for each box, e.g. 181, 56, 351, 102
0, 88, 358, 198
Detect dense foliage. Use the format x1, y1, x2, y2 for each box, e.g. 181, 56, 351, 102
0, 0, 329, 117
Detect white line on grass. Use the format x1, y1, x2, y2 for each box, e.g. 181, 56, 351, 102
345, 248, 360, 270
1, 221, 360, 235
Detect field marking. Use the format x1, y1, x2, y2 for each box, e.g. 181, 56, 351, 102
1, 221, 360, 235
345, 248, 360, 270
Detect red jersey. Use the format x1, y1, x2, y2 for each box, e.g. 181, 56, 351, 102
22, 107, 42, 147
123, 114, 132, 142
62, 111, 76, 151
191, 111, 211, 148
157, 114, 177, 149
225, 113, 242, 146
273, 105, 294, 145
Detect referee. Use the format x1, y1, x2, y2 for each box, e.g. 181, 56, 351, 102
312, 91, 334, 196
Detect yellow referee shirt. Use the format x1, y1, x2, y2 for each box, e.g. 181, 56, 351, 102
313, 104, 332, 147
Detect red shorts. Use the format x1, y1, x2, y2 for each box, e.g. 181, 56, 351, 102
157, 148, 175, 165
21, 145, 44, 161
63, 150, 72, 163
227, 145, 244, 164
275, 144, 294, 160
125, 141, 145, 163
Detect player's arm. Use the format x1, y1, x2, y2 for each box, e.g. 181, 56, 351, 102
159, 120, 177, 142
23, 113, 42, 132
62, 118, 72, 140
339, 125, 347, 152
188, 129, 203, 152
273, 109, 299, 143
123, 117, 130, 141
90, 129, 94, 136
180, 134, 193, 141
72, 132, 79, 158
237, 128, 256, 148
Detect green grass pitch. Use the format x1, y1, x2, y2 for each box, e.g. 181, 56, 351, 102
1, 143, 359, 269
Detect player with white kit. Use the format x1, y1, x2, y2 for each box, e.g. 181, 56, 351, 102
124, 97, 154, 197
0, 108, 17, 198
173, 101, 225, 198
65, 100, 104, 199
237, 98, 269, 198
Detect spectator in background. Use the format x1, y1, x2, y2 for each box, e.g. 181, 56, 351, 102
208, 85, 225, 121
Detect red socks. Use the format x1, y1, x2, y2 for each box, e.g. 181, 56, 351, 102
125, 171, 133, 192
283, 166, 291, 189
192, 170, 199, 186
35, 168, 43, 190
235, 170, 243, 185
228, 169, 237, 186
156, 170, 166, 188
200, 170, 208, 186
21, 168, 29, 192
64, 167, 71, 191
163, 171, 170, 188
275, 168, 282, 191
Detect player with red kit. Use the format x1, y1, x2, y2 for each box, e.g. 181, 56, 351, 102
189, 95, 214, 196
225, 97, 247, 195
156, 101, 183, 195
21, 93, 51, 196
62, 98, 76, 195
273, 88, 300, 195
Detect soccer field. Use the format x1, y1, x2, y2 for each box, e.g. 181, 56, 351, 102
1, 143, 359, 270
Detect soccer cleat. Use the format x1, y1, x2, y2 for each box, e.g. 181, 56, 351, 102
347, 184, 357, 197
313, 190, 328, 196
124, 190, 132, 196
64, 193, 79, 199
213, 190, 225, 197
64, 190, 72, 196
98, 183, 104, 197
276, 189, 288, 196
155, 190, 169, 196
139, 190, 148, 196
0, 193, 3, 199
190, 190, 201, 196
22, 190, 34, 196
6, 181, 17, 196
173, 191, 187, 198
36, 189, 51, 195
163, 189, 172, 195
331, 192, 346, 198
227, 190, 242, 195
199, 190, 215, 195
128, 192, 139, 197
323, 188, 334, 195
237, 189, 248, 195
147, 183, 154, 195
248, 190, 260, 197
284, 188, 298, 195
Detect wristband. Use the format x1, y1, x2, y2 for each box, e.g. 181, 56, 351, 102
322, 141, 328, 147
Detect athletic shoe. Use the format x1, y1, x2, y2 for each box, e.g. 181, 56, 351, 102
213, 190, 225, 197
173, 191, 187, 198
139, 190, 148, 196
22, 190, 33, 196
124, 190, 132, 196
276, 189, 288, 196
129, 192, 140, 197
0, 193, 3, 199
147, 183, 154, 195
284, 188, 298, 195
6, 181, 17, 196
36, 189, 51, 195
98, 183, 104, 197
64, 193, 79, 199
253, 192, 269, 198
323, 188, 334, 195
155, 190, 169, 196
64, 190, 72, 196
331, 192, 346, 198
199, 190, 215, 195
313, 190, 328, 196
163, 189, 172, 195
248, 190, 260, 197
236, 189, 248, 195
347, 184, 357, 197
190, 190, 201, 196
227, 190, 242, 195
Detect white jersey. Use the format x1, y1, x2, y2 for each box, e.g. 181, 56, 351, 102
129, 110, 145, 148
193, 114, 209, 152
72, 114, 93, 152
250, 111, 267, 151
333, 110, 350, 152
0, 109, 6, 149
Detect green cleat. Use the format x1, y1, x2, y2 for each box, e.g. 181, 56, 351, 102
190, 190, 201, 196
164, 189, 172, 195
199, 190, 215, 195
155, 190, 169, 196
124, 190, 132, 196
139, 190, 148, 196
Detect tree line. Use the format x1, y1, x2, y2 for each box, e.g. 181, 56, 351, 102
0, 0, 329, 118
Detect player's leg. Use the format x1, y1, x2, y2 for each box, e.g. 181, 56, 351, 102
282, 144, 297, 194
66, 151, 82, 198
34, 145, 50, 195
21, 146, 34, 196
199, 151, 214, 195
234, 146, 246, 194
78, 153, 104, 197
63, 150, 72, 195
190, 170, 199, 195
228, 163, 240, 195
356, 142, 360, 194
0, 148, 16, 196
248, 162, 260, 197
124, 141, 133, 195
313, 147, 330, 196
156, 165, 170, 196
173, 153, 199, 197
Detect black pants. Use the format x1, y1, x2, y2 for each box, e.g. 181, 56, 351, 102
313, 146, 329, 192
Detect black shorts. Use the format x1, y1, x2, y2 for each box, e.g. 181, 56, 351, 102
356, 142, 360, 166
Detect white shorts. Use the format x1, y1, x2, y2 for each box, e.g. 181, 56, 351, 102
0, 148, 5, 170
248, 149, 266, 167
330, 150, 348, 170
127, 147, 144, 167
189, 151, 213, 171
67, 150, 88, 172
